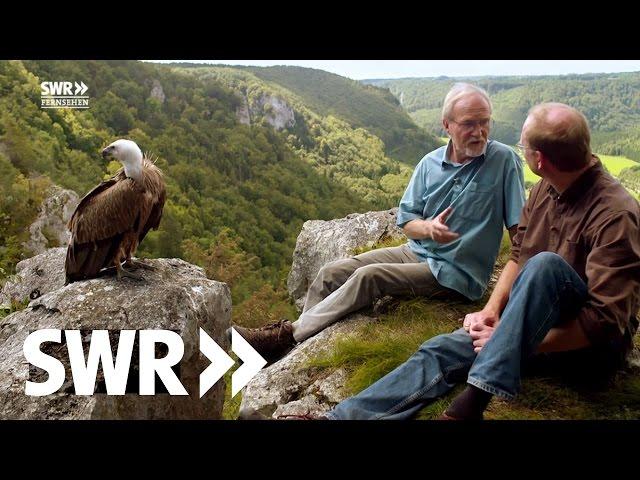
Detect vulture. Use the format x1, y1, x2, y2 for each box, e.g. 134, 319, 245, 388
65, 139, 166, 283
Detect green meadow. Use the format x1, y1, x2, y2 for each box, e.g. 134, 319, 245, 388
522, 152, 638, 187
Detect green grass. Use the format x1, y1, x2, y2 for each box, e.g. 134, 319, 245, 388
0, 297, 30, 320
598, 154, 638, 176
351, 236, 407, 256
307, 296, 481, 397
221, 355, 243, 420
519, 151, 638, 188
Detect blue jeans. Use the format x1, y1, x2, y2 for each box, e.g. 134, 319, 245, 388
326, 252, 589, 420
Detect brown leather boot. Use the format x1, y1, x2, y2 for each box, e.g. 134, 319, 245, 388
231, 320, 297, 363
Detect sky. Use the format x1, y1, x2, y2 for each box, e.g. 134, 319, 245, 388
146, 60, 640, 80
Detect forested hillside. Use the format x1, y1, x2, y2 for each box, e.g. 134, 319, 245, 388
231, 65, 441, 166
174, 65, 426, 207
1, 60, 414, 322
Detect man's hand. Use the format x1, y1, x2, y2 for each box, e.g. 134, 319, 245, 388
462, 309, 499, 332
462, 309, 499, 353
427, 207, 460, 243
469, 321, 496, 353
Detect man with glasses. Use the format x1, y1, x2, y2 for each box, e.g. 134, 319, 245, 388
321, 102, 640, 420
233, 83, 526, 371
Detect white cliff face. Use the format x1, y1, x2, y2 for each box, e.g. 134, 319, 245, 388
149, 79, 166, 103
234, 92, 296, 131
0, 249, 231, 419
257, 94, 295, 130
236, 95, 251, 125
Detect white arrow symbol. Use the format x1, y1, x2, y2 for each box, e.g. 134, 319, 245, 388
80, 81, 88, 95
231, 328, 267, 397
74, 82, 82, 95
198, 327, 234, 398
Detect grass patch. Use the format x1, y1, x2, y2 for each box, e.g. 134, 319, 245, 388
308, 295, 482, 398
351, 236, 407, 256
485, 371, 640, 420
0, 297, 30, 320
221, 354, 242, 420
598, 154, 638, 176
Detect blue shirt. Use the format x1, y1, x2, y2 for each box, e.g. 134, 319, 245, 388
397, 140, 525, 300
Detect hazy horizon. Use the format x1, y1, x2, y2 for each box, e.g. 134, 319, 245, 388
145, 60, 640, 80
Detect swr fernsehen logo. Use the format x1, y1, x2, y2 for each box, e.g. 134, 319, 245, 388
23, 328, 266, 397
40, 81, 89, 109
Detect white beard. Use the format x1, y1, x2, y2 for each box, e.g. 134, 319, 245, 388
463, 141, 488, 158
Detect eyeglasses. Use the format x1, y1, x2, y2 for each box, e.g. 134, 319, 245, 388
515, 143, 535, 156
449, 118, 494, 131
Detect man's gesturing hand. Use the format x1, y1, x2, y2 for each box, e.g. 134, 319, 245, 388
428, 207, 460, 243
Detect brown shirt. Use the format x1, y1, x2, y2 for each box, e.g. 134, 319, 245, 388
510, 158, 640, 351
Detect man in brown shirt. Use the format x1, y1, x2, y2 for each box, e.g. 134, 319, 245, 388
322, 102, 640, 421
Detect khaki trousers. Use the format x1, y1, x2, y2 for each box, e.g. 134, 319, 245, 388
292, 244, 454, 342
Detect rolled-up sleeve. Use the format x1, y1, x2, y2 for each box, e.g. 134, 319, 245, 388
397, 159, 428, 228
503, 151, 526, 229
577, 211, 640, 346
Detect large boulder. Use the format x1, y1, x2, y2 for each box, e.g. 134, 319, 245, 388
287, 208, 404, 310
0, 247, 67, 308
0, 249, 231, 419
23, 185, 79, 256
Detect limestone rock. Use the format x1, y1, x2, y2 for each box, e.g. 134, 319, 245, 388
0, 247, 67, 308
149, 79, 166, 103
23, 185, 79, 256
0, 249, 231, 419
287, 208, 405, 310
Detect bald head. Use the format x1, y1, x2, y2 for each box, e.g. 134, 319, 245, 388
524, 103, 591, 172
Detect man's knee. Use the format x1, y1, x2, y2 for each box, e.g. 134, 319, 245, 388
522, 251, 571, 277
350, 264, 387, 286
419, 330, 469, 356
416, 331, 473, 371
318, 258, 355, 281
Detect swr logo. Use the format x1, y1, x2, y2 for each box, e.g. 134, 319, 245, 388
23, 328, 265, 398
40, 81, 88, 96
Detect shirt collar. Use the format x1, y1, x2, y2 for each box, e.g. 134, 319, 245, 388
546, 155, 604, 203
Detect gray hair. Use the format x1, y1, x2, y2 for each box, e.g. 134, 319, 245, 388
441, 83, 492, 120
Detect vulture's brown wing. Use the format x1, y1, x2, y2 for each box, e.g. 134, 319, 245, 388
65, 173, 143, 283
69, 174, 142, 244
138, 188, 165, 243
137, 160, 166, 243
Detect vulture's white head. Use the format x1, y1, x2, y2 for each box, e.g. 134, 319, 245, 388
102, 139, 143, 181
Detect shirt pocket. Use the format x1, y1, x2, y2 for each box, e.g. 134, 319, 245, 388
454, 182, 495, 220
